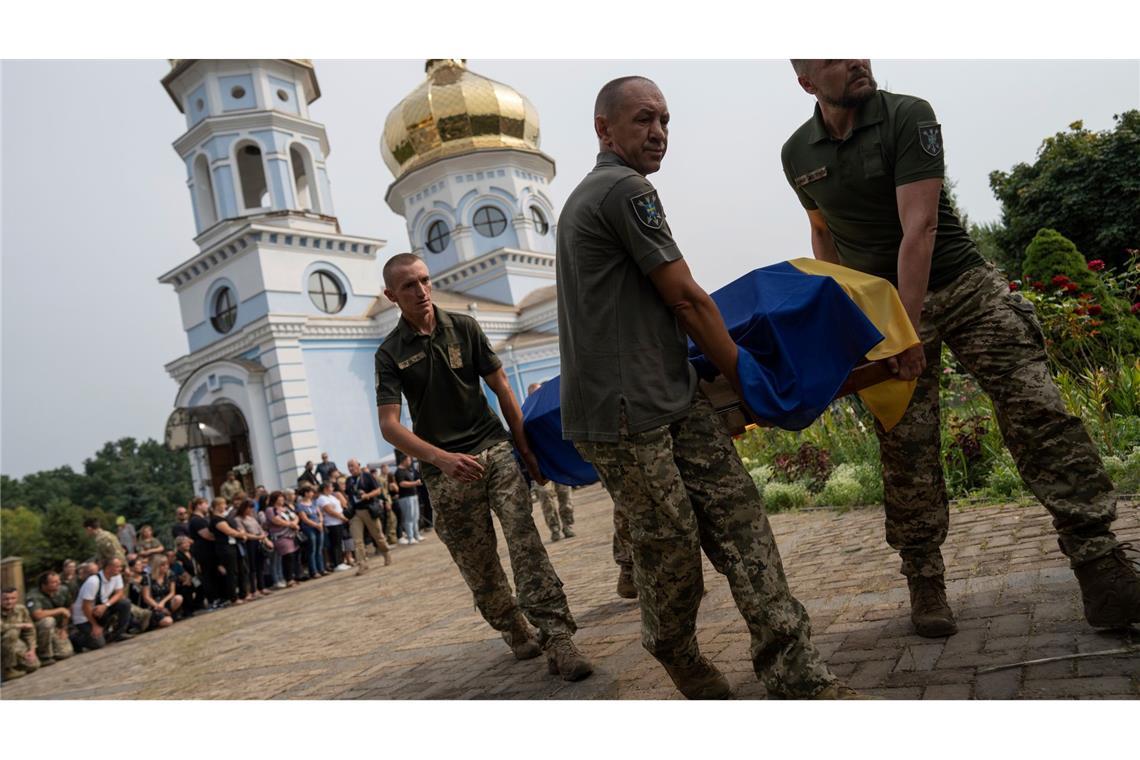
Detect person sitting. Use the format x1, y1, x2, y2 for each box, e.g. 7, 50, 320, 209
25, 571, 75, 665
70, 557, 132, 652
2, 587, 41, 681
172, 536, 203, 615
141, 555, 181, 627
59, 559, 79, 599
136, 525, 165, 560
123, 557, 154, 634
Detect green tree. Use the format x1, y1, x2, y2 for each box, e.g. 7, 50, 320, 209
76, 437, 190, 538
40, 499, 95, 568
987, 111, 1140, 275
0, 506, 47, 570
1, 466, 85, 512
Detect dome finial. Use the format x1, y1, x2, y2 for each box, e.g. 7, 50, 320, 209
425, 59, 467, 74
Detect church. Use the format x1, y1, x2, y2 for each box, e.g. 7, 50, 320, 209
160, 60, 562, 498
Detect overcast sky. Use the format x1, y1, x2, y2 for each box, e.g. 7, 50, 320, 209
1, 59, 1137, 479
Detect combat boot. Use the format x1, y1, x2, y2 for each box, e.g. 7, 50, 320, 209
383, 551, 393, 567
662, 656, 733, 699
1073, 543, 1140, 628
616, 566, 637, 599
562, 526, 576, 538
501, 613, 541, 660
907, 574, 957, 637
550, 528, 562, 542
545, 635, 594, 681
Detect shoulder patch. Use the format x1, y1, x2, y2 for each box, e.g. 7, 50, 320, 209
794, 166, 828, 187
918, 121, 943, 157
630, 189, 665, 230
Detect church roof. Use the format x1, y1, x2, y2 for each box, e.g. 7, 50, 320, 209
514, 285, 556, 312
161, 59, 320, 111
381, 59, 551, 182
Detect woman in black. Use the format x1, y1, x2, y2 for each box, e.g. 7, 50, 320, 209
141, 554, 180, 627
173, 535, 202, 615
188, 498, 218, 605
209, 496, 249, 606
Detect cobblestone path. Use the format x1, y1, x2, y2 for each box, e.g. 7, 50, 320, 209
4, 486, 1137, 699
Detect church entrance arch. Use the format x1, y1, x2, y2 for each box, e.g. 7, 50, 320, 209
165, 403, 254, 496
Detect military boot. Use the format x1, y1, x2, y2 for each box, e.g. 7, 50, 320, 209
545, 635, 594, 681
550, 528, 562, 542
662, 656, 733, 699
907, 574, 958, 637
616, 566, 637, 599
562, 525, 576, 538
502, 613, 541, 660
1073, 543, 1140, 628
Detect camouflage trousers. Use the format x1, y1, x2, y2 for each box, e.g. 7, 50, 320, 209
532, 480, 574, 533
2, 627, 39, 677
879, 262, 1118, 578
576, 393, 836, 698
424, 440, 576, 645
34, 616, 75, 660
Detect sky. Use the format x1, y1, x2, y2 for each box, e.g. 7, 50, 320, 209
1, 58, 1138, 479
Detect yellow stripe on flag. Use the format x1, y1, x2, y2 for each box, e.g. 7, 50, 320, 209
789, 258, 920, 431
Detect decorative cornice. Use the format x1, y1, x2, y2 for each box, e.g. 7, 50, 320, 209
173, 109, 330, 158
432, 248, 554, 292
158, 221, 385, 290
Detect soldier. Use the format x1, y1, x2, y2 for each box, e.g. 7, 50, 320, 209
525, 382, 576, 542
2, 587, 41, 681
84, 517, 127, 566
557, 75, 857, 699
25, 571, 76, 665
781, 59, 1140, 635
376, 253, 593, 681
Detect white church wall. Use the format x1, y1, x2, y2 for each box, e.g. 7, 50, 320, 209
300, 340, 390, 464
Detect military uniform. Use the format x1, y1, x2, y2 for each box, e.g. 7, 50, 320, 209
781, 91, 1120, 581
376, 306, 577, 646
25, 587, 75, 662
532, 480, 574, 540
2, 603, 40, 680
94, 528, 127, 566
557, 152, 837, 697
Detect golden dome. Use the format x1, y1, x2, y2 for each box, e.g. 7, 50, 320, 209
382, 59, 544, 180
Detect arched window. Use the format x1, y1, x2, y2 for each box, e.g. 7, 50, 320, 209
211, 287, 237, 333
472, 205, 508, 237
426, 220, 450, 253
290, 145, 316, 212
308, 270, 346, 314
193, 154, 217, 229
530, 205, 549, 235
236, 142, 269, 210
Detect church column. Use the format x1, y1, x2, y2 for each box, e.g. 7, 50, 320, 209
258, 327, 322, 488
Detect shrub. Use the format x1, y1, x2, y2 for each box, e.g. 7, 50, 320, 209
1103, 447, 1140, 493
748, 465, 774, 498
763, 482, 810, 512
979, 450, 1029, 500
772, 442, 832, 492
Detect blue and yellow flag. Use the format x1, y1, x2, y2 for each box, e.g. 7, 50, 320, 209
523, 259, 919, 485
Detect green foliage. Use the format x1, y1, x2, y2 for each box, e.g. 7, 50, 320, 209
1022, 228, 1101, 293
988, 111, 1140, 274
1, 437, 191, 574
0, 506, 47, 567
746, 464, 774, 498
1103, 447, 1140, 493
762, 482, 809, 512
980, 450, 1029, 500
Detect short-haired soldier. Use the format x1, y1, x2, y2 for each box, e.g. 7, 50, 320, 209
558, 75, 858, 699
375, 253, 593, 681
781, 59, 1138, 635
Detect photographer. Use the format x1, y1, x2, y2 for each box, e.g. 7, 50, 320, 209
346, 458, 393, 576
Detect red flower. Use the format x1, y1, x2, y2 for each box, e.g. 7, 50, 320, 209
1087, 259, 1106, 271
1064, 282, 1080, 292
1089, 319, 1104, 327
1031, 281, 1045, 291
1008, 281, 1019, 291
1087, 304, 1103, 315
1132, 303, 1140, 314
1079, 292, 1094, 300
1051, 274, 1070, 285
1075, 306, 1088, 315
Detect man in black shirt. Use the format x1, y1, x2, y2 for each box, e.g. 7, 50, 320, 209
316, 452, 339, 484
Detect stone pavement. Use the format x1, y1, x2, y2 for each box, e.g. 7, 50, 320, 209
4, 485, 1137, 700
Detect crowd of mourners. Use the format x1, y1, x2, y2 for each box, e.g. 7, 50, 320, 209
1, 452, 433, 682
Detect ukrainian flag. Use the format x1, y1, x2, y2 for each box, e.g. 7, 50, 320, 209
522, 259, 919, 485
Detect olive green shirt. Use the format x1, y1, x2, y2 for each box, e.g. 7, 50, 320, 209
781, 90, 983, 290
375, 306, 509, 475
556, 152, 698, 442
94, 528, 126, 565
1, 604, 36, 649
25, 588, 71, 620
